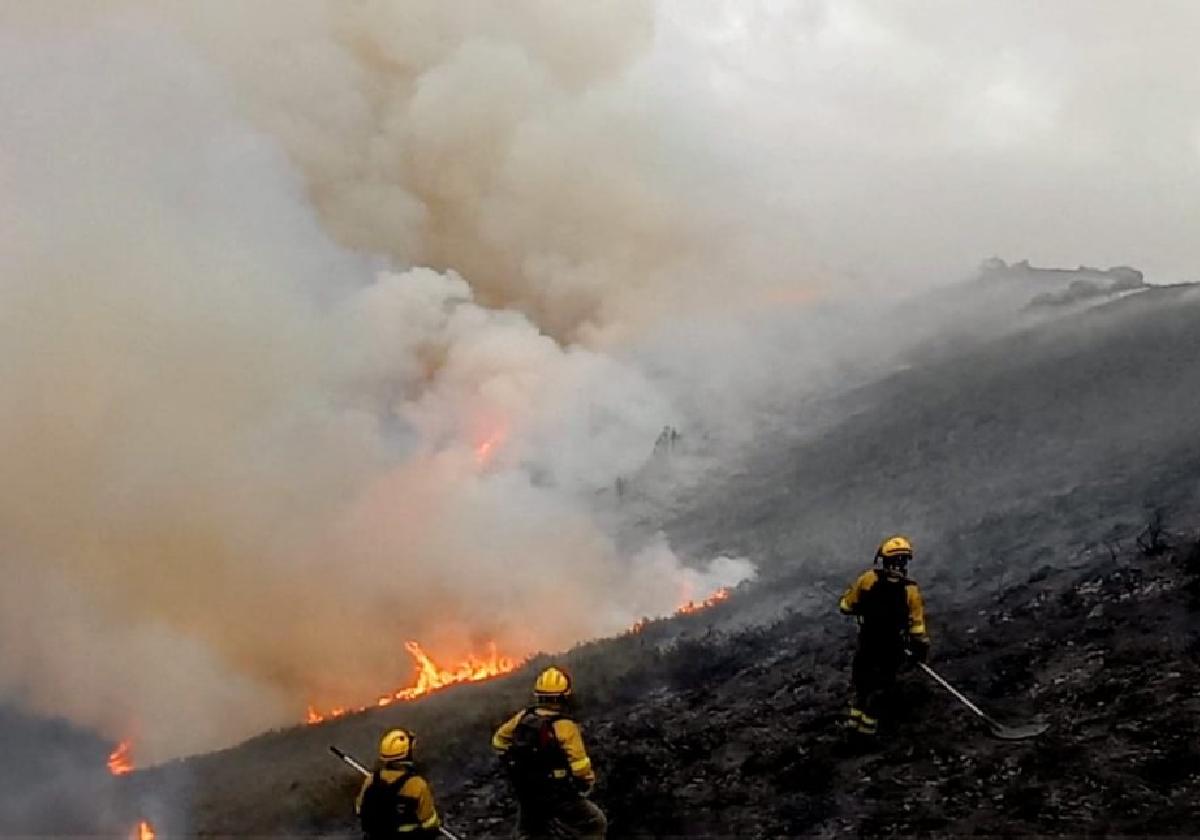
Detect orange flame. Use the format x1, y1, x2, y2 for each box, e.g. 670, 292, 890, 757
305, 589, 731, 723
306, 640, 518, 724
395, 641, 516, 700
629, 586, 732, 634
132, 820, 156, 840
676, 587, 731, 615
473, 427, 506, 467
107, 740, 134, 776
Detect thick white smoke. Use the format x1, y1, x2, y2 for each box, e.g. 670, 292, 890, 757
0, 3, 757, 761
4, 0, 1194, 763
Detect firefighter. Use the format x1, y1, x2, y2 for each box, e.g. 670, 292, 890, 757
492, 666, 606, 839
356, 728, 442, 839
838, 535, 931, 735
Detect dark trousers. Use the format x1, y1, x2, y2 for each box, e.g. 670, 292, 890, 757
851, 637, 905, 724
515, 796, 607, 840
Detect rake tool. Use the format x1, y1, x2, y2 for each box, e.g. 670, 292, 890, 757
916, 661, 1049, 740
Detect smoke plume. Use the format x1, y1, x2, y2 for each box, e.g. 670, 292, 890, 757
5, 0, 1196, 764
0, 2, 759, 762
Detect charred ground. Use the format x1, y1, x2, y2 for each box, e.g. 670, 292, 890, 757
8, 282, 1200, 836
129, 520, 1200, 838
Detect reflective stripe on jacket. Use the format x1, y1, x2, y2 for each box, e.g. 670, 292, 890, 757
356, 767, 441, 833
840, 568, 928, 638
493, 707, 596, 788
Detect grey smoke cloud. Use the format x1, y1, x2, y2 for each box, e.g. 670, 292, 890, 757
656, 0, 1200, 288
1, 0, 1192, 764
0, 3, 754, 762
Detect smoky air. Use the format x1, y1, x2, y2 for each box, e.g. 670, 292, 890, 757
1, 1, 1197, 835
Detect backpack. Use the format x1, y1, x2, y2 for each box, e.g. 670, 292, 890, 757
359, 769, 420, 837
506, 709, 573, 800
858, 570, 915, 642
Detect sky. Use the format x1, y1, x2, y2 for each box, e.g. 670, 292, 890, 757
654, 0, 1200, 287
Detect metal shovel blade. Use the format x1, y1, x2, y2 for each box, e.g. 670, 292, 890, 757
986, 718, 1050, 741
918, 662, 1050, 741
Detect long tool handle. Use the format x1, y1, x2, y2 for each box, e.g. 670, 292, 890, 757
917, 662, 999, 727
329, 744, 371, 777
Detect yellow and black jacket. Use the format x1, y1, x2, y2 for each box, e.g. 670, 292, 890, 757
355, 764, 441, 837
493, 706, 596, 799
839, 568, 928, 645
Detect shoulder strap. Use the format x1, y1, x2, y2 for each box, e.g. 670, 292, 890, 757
519, 707, 563, 728
374, 767, 412, 789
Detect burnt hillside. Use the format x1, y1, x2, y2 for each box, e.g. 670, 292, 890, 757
10, 284, 1200, 837
131, 285, 1200, 838
663, 285, 1200, 611
128, 520, 1200, 837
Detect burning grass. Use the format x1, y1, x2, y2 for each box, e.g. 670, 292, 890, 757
306, 641, 519, 725
107, 739, 134, 776
305, 586, 734, 724
629, 586, 732, 634
108, 740, 157, 839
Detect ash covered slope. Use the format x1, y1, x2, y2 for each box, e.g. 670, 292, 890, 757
479, 525, 1200, 838
151, 525, 1200, 838
140, 285, 1199, 836
667, 284, 1200, 603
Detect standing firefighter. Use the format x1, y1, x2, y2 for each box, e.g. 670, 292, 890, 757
839, 535, 931, 735
492, 666, 606, 840
355, 728, 442, 839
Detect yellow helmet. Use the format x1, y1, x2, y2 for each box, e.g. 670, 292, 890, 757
876, 535, 914, 562
533, 666, 572, 698
379, 728, 414, 762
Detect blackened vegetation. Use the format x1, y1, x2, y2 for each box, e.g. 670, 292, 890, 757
123, 287, 1200, 836
567, 522, 1200, 838
150, 520, 1200, 838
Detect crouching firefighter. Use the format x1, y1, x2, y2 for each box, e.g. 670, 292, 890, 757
356, 728, 442, 839
839, 535, 931, 735
492, 666, 607, 840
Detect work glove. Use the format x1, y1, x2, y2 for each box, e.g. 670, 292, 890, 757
907, 638, 930, 664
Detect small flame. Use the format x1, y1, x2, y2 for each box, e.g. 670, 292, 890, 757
306, 640, 518, 724
473, 426, 507, 467
305, 589, 731, 723
676, 587, 731, 615
395, 640, 516, 700
107, 740, 134, 776
629, 586, 732, 634
133, 820, 156, 840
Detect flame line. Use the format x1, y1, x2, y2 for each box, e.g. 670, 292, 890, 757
306, 640, 518, 724
305, 587, 732, 724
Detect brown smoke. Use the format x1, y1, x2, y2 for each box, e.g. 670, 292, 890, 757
0, 1, 757, 761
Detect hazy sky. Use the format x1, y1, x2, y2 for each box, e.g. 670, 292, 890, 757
653, 0, 1200, 287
